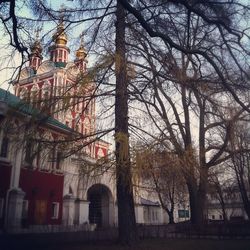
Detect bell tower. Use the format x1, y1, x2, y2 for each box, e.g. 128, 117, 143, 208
49, 17, 70, 67
29, 29, 43, 72
75, 35, 87, 72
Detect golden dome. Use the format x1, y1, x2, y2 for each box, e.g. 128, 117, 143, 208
75, 36, 87, 59
30, 27, 43, 56
76, 45, 87, 59
52, 22, 68, 45
31, 40, 42, 55
30, 28, 43, 57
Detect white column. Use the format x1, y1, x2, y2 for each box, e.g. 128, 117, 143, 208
157, 207, 163, 224
135, 204, 144, 224
10, 143, 23, 188
6, 188, 25, 229
114, 203, 118, 227
78, 199, 90, 224
62, 195, 76, 225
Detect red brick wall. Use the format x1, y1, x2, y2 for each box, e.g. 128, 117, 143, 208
19, 168, 64, 225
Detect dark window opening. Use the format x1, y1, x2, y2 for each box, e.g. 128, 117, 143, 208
0, 136, 9, 158
89, 193, 102, 227
56, 152, 62, 170
36, 142, 42, 167
25, 140, 34, 165
178, 209, 189, 218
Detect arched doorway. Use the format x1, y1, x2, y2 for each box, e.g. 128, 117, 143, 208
87, 184, 114, 228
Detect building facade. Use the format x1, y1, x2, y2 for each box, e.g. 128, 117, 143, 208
0, 21, 167, 232
207, 188, 248, 222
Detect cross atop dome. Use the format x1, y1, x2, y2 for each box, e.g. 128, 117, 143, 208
52, 18, 68, 46
75, 34, 87, 60
29, 27, 43, 71
75, 33, 88, 72
49, 9, 70, 66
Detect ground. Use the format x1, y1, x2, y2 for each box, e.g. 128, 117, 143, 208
43, 239, 250, 250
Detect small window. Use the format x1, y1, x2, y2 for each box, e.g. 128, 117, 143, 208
0, 198, 4, 218
76, 100, 80, 111
76, 124, 79, 132
143, 208, 147, 221
69, 186, 73, 195
212, 215, 215, 220
25, 140, 34, 165
56, 152, 62, 170
49, 145, 56, 169
36, 143, 42, 168
219, 215, 223, 220
51, 202, 59, 219
155, 210, 158, 221
0, 137, 9, 158
178, 209, 189, 218
81, 123, 84, 133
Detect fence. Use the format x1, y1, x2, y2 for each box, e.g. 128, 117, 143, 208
138, 222, 250, 239
1, 222, 250, 250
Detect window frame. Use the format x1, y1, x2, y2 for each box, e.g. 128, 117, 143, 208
51, 202, 59, 219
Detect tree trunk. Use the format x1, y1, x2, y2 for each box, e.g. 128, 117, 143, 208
115, 1, 138, 245
168, 211, 175, 224
187, 167, 208, 225
187, 182, 199, 224
222, 204, 228, 222
241, 192, 250, 220
189, 189, 206, 225
218, 189, 228, 222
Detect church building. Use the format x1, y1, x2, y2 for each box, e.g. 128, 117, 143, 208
0, 20, 166, 232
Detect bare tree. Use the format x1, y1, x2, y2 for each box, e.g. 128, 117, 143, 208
1, 0, 139, 244
208, 172, 231, 222
229, 118, 250, 220
114, 1, 138, 244
125, 18, 244, 224
118, 0, 250, 111
135, 144, 187, 224
1, 0, 250, 234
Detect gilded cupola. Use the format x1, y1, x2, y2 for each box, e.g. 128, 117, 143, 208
29, 28, 43, 71
30, 28, 43, 57
52, 21, 68, 45
75, 36, 87, 60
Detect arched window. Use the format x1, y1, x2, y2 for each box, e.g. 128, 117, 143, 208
47, 141, 64, 171
76, 124, 79, 132
31, 84, 39, 107
69, 186, 73, 195
42, 81, 50, 98
19, 88, 28, 101
42, 81, 51, 112
85, 103, 90, 115
25, 138, 35, 166
40, 132, 53, 171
